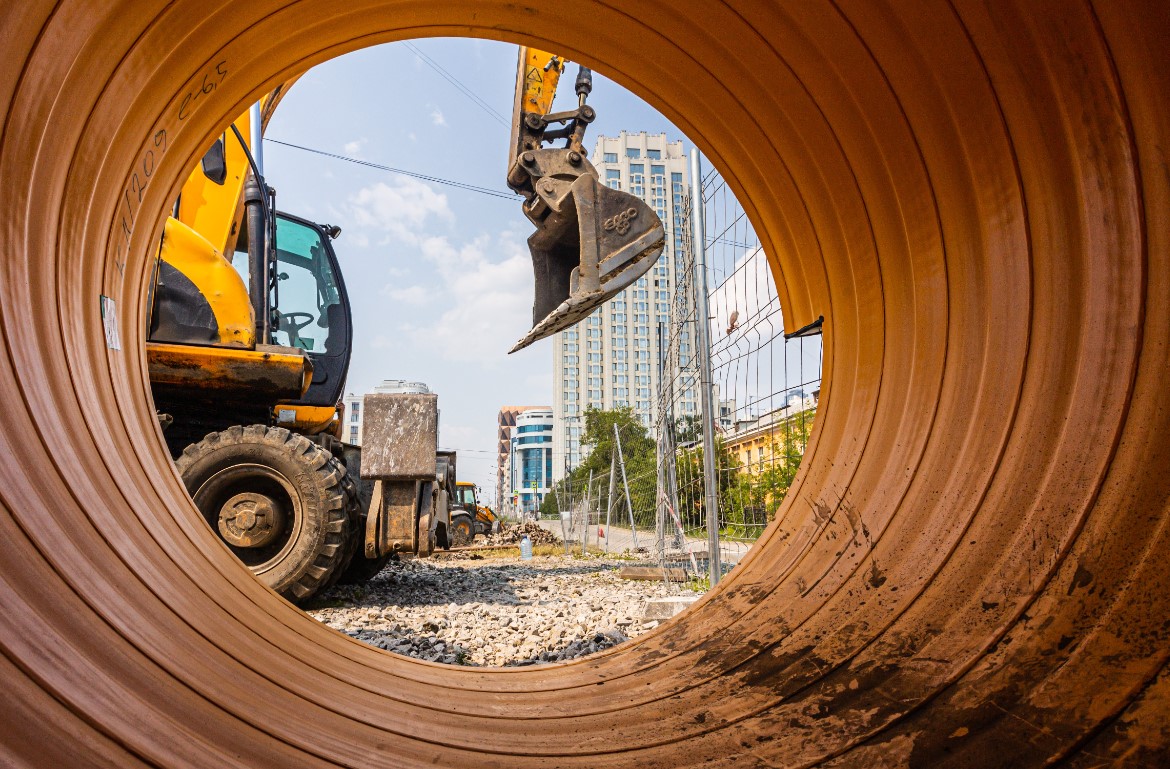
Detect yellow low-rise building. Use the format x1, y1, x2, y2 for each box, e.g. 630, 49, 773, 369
724, 391, 818, 475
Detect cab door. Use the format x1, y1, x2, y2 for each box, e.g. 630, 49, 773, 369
270, 212, 353, 407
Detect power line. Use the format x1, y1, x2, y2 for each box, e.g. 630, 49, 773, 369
403, 41, 511, 127
265, 138, 516, 200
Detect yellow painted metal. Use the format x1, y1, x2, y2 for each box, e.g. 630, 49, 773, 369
147, 342, 310, 399
519, 48, 562, 118
156, 217, 254, 348
457, 481, 496, 529
174, 110, 251, 258
509, 46, 563, 168
175, 83, 299, 257
271, 403, 340, 435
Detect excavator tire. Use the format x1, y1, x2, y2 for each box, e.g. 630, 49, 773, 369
319, 460, 362, 592
176, 425, 348, 604
449, 513, 474, 548
337, 552, 395, 585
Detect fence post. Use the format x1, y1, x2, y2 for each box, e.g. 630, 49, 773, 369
690, 149, 722, 587
655, 322, 668, 566
583, 469, 593, 557
606, 447, 617, 554
613, 422, 640, 553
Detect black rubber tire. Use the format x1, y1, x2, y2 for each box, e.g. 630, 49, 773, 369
337, 552, 394, 585
176, 425, 348, 604
450, 514, 474, 548
319, 459, 362, 592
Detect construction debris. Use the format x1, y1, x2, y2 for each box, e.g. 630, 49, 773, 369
482, 520, 561, 547
619, 566, 687, 582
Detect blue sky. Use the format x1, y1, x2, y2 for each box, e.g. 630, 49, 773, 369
262, 38, 692, 499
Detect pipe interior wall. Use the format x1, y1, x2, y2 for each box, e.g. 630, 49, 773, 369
0, 0, 1166, 765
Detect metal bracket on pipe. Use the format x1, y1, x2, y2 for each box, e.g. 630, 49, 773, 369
784, 315, 824, 340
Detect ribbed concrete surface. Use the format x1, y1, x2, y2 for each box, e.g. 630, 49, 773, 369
0, 1, 1167, 765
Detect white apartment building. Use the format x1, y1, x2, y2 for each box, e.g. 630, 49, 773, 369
342, 379, 431, 446
551, 132, 698, 479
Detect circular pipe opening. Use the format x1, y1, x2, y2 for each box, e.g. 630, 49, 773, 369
1, 2, 1166, 765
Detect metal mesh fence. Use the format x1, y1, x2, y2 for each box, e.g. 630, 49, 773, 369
654, 160, 823, 585
536, 155, 822, 590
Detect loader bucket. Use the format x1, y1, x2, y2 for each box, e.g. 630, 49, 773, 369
510, 174, 665, 352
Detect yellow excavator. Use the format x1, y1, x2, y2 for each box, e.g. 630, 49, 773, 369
148, 47, 661, 604
149, 89, 452, 602
449, 481, 498, 546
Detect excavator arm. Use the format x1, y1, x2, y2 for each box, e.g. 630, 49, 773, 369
506, 48, 665, 352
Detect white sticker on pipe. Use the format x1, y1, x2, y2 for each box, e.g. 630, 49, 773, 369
100, 295, 121, 350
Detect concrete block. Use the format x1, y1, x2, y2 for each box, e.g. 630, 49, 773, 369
361, 393, 438, 479
641, 595, 701, 621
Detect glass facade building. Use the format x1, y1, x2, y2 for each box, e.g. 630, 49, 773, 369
508, 408, 553, 516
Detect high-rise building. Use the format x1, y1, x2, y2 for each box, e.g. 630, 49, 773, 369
551, 132, 697, 479
342, 379, 431, 446
507, 407, 554, 517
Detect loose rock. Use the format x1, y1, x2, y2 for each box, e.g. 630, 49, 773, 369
307, 550, 698, 667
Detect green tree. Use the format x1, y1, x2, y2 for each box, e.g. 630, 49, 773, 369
539, 406, 815, 543
540, 407, 656, 525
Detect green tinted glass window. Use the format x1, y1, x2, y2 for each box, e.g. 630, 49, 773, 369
272, 216, 342, 353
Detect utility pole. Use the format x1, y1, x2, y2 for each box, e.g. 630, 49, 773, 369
690, 149, 722, 587
613, 422, 640, 552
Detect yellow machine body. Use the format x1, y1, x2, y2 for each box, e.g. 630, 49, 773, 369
153, 217, 255, 348
147, 342, 310, 400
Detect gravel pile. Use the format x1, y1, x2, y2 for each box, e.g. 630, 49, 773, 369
482, 519, 560, 546
307, 553, 690, 666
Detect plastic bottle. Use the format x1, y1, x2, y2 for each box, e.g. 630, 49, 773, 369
520, 534, 533, 560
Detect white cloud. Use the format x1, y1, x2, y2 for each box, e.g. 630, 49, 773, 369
369, 334, 396, 350
343, 137, 367, 156
429, 108, 447, 127
346, 178, 454, 245
396, 232, 534, 365
380, 284, 429, 305
440, 423, 492, 454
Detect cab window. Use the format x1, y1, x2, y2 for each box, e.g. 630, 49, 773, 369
272, 216, 342, 353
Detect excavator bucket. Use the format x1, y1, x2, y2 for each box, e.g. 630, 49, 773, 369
506, 48, 665, 353
512, 171, 664, 352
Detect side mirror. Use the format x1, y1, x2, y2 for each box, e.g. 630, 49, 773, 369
201, 137, 227, 185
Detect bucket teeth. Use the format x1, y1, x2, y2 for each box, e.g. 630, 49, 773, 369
511, 174, 665, 353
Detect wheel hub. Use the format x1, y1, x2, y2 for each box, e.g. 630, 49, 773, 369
218, 492, 284, 548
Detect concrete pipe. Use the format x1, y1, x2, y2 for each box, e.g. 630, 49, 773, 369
1, 1, 1167, 765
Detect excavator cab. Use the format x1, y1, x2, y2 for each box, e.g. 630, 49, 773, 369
268, 211, 352, 409
506, 48, 665, 352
